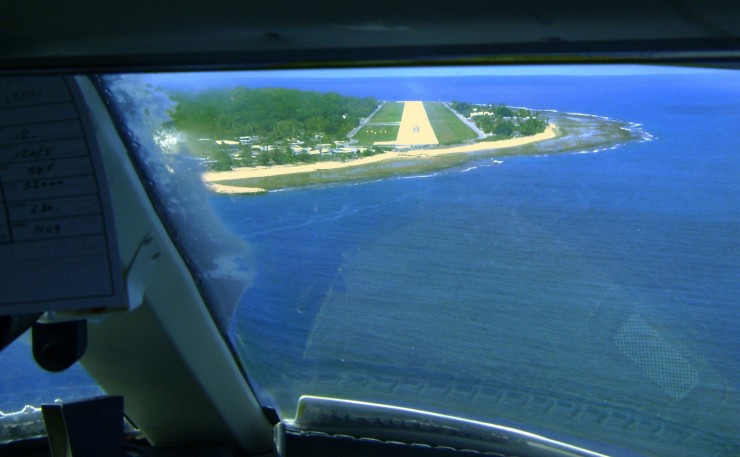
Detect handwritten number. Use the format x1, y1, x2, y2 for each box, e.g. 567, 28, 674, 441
22, 178, 64, 190
4, 90, 39, 106
15, 129, 31, 141
33, 224, 62, 236
29, 203, 54, 214
27, 163, 54, 175
15, 144, 54, 160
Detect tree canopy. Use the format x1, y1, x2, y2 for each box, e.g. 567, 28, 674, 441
450, 101, 548, 138
169, 87, 378, 142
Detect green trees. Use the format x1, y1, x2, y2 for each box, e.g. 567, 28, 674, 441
493, 105, 514, 118
451, 102, 547, 138
169, 87, 380, 170
209, 148, 233, 171
450, 101, 474, 117
518, 115, 548, 136
493, 120, 515, 136
170, 87, 378, 143
173, 92, 548, 172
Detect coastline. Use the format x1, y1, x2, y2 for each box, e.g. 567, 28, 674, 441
205, 183, 269, 195
203, 124, 557, 192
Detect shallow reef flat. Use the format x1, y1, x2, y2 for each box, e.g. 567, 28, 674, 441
206, 112, 639, 193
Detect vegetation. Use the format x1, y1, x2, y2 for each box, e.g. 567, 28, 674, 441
450, 102, 548, 138
423, 102, 478, 144
244, 145, 389, 166
354, 125, 399, 144
353, 101, 404, 146
370, 102, 404, 123
170, 87, 377, 142
197, 143, 392, 170
216, 113, 637, 192
169, 88, 549, 172
169, 87, 379, 170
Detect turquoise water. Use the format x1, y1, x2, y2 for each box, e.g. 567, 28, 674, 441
217, 71, 740, 456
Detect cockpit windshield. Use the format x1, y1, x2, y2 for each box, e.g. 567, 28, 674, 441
7, 65, 738, 456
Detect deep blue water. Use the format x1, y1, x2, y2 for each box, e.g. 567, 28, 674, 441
215, 71, 739, 456
1, 69, 737, 456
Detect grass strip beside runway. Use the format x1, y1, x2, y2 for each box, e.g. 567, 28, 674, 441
423, 102, 478, 145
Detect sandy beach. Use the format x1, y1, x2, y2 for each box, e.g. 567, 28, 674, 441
203, 124, 557, 191
205, 183, 269, 194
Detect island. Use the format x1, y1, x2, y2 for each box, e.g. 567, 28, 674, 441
166, 87, 638, 194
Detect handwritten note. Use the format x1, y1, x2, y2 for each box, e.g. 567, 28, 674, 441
0, 76, 125, 315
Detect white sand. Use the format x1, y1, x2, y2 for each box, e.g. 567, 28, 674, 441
205, 182, 267, 194
204, 124, 557, 185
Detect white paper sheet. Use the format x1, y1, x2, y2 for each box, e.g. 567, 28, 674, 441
0, 76, 125, 315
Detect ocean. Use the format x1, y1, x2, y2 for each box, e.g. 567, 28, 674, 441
0, 69, 736, 456
215, 70, 739, 457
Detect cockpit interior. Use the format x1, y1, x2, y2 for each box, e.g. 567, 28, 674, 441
1, 1, 738, 457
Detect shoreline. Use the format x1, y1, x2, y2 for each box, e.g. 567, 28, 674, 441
203, 124, 557, 192
205, 183, 269, 195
